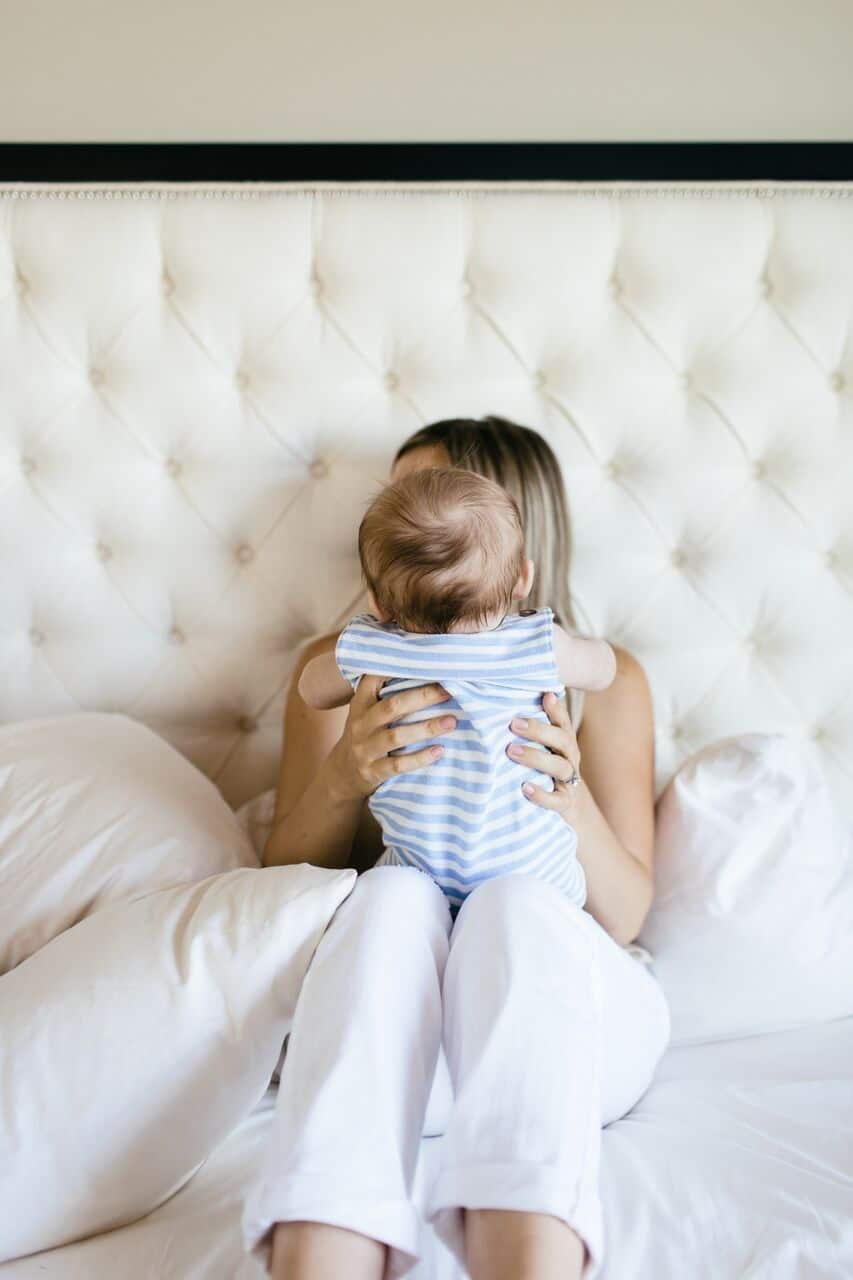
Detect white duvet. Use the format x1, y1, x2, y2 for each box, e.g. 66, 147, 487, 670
3, 719, 852, 1277
3, 1015, 851, 1279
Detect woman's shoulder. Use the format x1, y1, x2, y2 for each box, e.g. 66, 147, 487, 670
610, 644, 650, 686
295, 629, 341, 666
580, 644, 653, 735
296, 612, 384, 666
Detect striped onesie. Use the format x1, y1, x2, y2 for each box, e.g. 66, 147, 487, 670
335, 607, 587, 917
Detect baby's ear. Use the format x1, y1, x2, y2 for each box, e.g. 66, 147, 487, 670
512, 558, 536, 601
366, 588, 392, 623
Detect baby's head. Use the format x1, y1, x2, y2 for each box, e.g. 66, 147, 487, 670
358, 467, 534, 633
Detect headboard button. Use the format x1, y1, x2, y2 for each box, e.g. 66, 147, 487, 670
384, 370, 399, 391
95, 541, 113, 563
238, 715, 258, 734
20, 456, 37, 476
830, 370, 845, 393
169, 626, 186, 646
29, 627, 45, 648
235, 544, 255, 565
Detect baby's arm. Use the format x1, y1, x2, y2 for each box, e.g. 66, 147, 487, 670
298, 651, 357, 710
553, 624, 617, 692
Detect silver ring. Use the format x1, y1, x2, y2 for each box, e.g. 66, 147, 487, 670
566, 765, 581, 787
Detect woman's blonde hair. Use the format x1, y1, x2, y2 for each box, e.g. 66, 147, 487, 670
395, 416, 577, 630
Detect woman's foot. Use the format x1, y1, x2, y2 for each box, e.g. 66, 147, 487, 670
464, 1208, 587, 1280
269, 1221, 387, 1280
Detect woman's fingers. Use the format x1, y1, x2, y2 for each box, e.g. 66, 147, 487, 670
351, 678, 456, 766
343, 678, 453, 798
365, 681, 452, 732
374, 741, 446, 781
372, 710, 457, 760
520, 781, 564, 810
508, 714, 570, 755
351, 672, 386, 711
506, 741, 573, 781
542, 690, 572, 726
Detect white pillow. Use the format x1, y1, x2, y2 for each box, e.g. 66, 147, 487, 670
0, 863, 356, 1263
639, 733, 853, 1045
235, 786, 277, 860
0, 713, 258, 974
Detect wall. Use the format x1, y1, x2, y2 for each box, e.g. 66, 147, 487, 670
1, 0, 852, 142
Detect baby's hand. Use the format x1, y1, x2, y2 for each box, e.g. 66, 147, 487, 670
553, 626, 616, 692
299, 652, 356, 710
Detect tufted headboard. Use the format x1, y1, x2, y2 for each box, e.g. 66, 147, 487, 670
1, 175, 852, 818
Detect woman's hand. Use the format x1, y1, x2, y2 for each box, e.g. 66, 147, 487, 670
506, 691, 581, 820
331, 674, 458, 802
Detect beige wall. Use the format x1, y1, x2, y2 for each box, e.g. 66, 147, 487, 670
2, 0, 852, 142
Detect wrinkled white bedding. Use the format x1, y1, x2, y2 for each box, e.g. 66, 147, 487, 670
5, 1015, 851, 1279
4, 732, 851, 1277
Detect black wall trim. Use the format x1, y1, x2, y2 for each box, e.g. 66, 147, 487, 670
1, 142, 852, 184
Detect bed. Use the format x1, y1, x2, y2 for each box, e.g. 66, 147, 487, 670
4, 1017, 852, 1279
1, 151, 852, 1277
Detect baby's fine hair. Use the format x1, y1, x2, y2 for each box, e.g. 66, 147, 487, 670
358, 467, 526, 633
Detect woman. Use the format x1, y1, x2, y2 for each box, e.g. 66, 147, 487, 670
243, 416, 671, 1280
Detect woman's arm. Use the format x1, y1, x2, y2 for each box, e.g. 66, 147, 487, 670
263, 633, 457, 873
507, 645, 655, 946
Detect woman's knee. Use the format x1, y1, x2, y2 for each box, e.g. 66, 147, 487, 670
456, 872, 583, 933
351, 864, 452, 935
450, 875, 596, 988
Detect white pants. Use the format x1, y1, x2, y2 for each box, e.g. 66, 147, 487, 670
242, 865, 671, 1279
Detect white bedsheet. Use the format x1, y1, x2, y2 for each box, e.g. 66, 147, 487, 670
4, 1015, 851, 1279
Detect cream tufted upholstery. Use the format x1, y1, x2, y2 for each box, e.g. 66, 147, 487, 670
1, 181, 852, 818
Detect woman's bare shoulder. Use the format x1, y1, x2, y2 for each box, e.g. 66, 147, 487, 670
612, 644, 651, 695
578, 644, 655, 879
296, 629, 341, 664
579, 644, 653, 739
270, 628, 350, 848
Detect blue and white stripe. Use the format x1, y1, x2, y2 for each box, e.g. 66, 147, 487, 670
336, 608, 587, 913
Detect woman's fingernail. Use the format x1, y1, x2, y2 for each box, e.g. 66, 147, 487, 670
507, 744, 524, 758
522, 783, 535, 796
440, 716, 456, 730
511, 718, 528, 731
431, 746, 444, 759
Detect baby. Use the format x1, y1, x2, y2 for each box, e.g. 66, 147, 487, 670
299, 467, 616, 916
